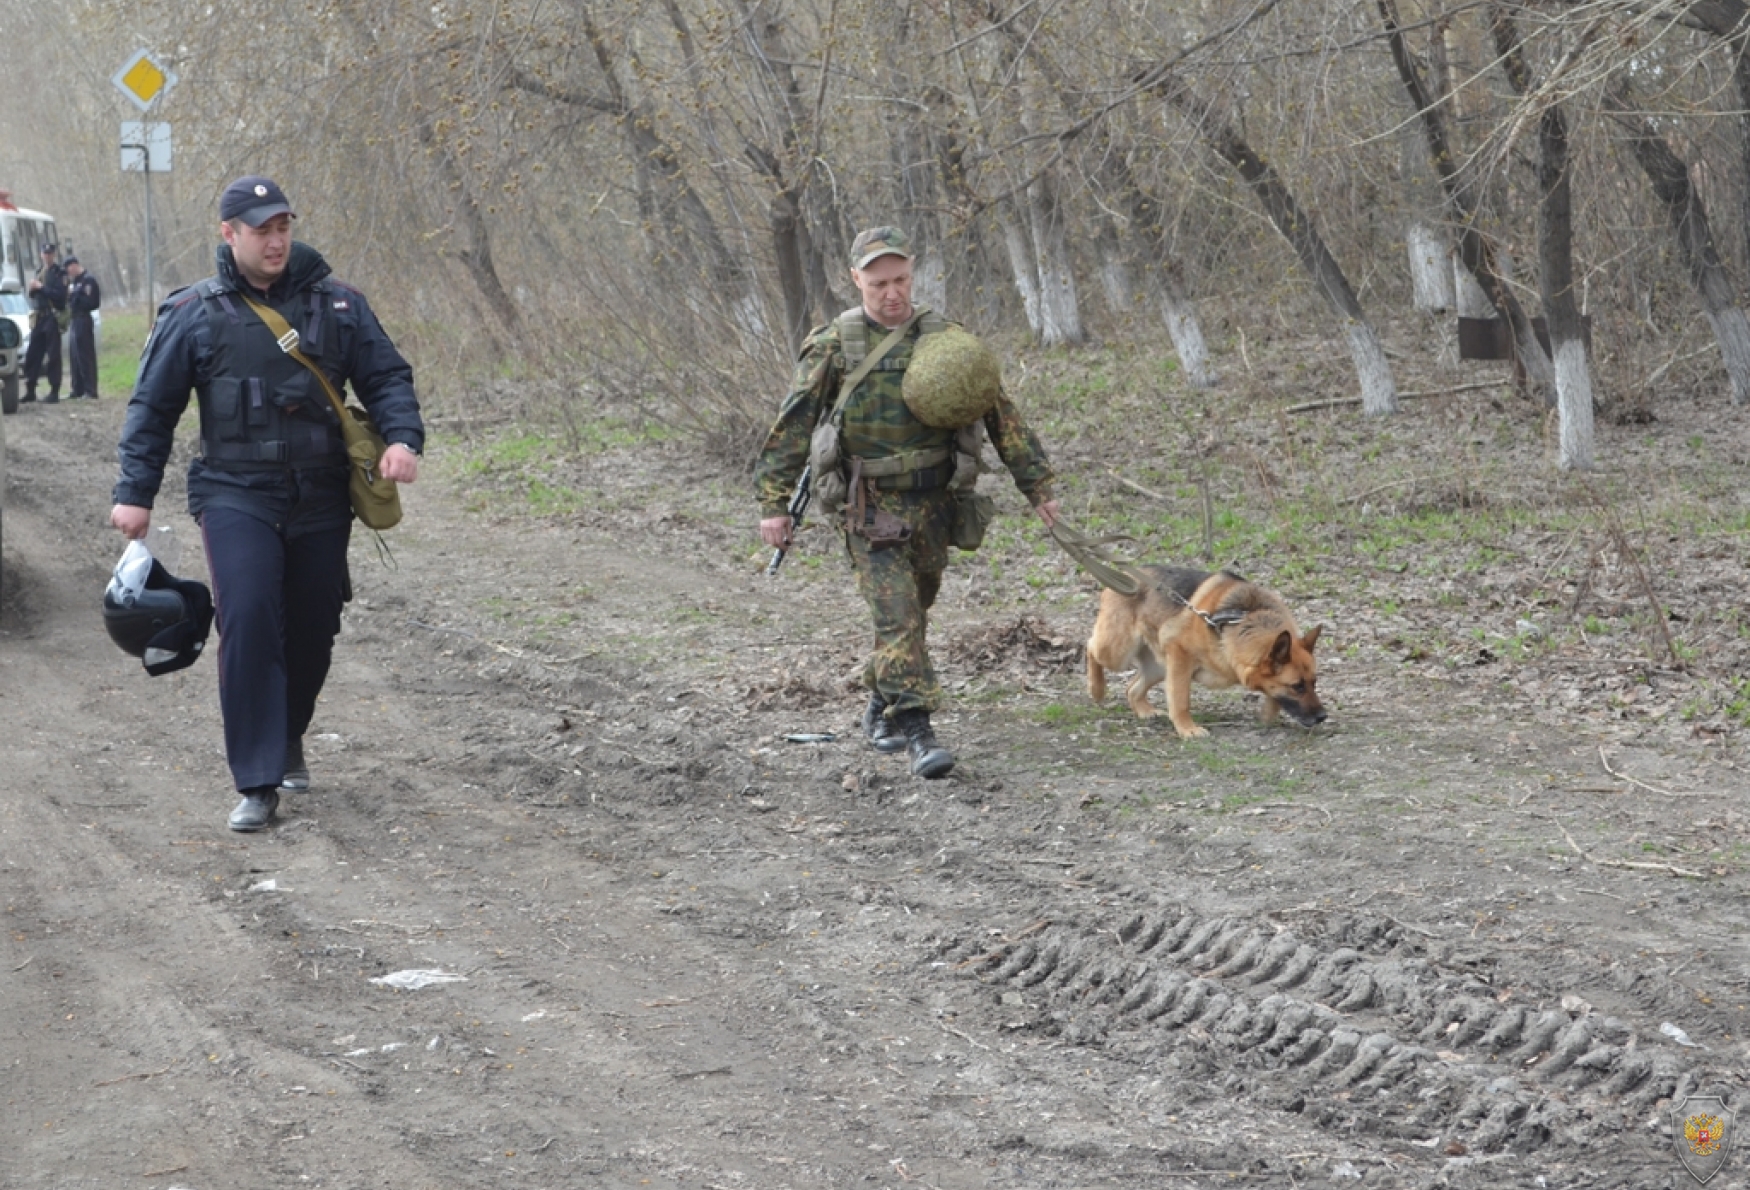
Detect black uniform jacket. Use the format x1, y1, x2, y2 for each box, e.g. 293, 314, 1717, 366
113, 242, 424, 534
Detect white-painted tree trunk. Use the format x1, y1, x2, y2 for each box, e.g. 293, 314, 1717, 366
1554, 337, 1595, 470
1100, 253, 1133, 316
1030, 177, 1084, 347
1704, 305, 1750, 406
1408, 222, 1454, 312
1160, 290, 1217, 388
1345, 320, 1399, 415
1002, 216, 1044, 338
914, 247, 947, 314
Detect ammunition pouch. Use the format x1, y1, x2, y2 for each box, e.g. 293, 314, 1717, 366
809, 420, 847, 511
950, 491, 996, 551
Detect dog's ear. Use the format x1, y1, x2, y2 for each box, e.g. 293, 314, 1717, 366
1270, 629, 1294, 669
1302, 624, 1322, 652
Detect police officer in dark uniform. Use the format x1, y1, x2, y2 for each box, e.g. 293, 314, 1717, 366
110, 176, 425, 832
23, 242, 67, 404
65, 256, 101, 399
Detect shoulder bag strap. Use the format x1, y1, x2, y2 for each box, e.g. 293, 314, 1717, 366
236, 292, 348, 422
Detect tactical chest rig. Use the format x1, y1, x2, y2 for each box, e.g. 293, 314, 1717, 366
196, 279, 345, 469
811, 306, 992, 550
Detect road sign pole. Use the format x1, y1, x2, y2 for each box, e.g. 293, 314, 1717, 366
113, 49, 177, 320
143, 135, 154, 318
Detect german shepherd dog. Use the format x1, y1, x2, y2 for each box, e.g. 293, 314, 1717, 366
1086, 566, 1325, 738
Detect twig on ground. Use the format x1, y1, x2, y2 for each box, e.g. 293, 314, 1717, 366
1599, 748, 1718, 797
1285, 381, 1502, 414
1106, 469, 1172, 504
1545, 814, 1706, 879
95, 1064, 175, 1088
939, 1022, 990, 1051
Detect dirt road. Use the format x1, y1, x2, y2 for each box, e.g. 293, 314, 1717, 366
1, 395, 1745, 1189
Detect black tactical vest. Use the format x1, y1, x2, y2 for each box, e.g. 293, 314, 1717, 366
196, 279, 345, 468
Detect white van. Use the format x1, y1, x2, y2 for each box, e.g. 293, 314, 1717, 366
0, 194, 59, 415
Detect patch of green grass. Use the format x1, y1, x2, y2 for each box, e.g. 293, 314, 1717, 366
1724, 678, 1750, 727
97, 308, 153, 397
1036, 702, 1106, 727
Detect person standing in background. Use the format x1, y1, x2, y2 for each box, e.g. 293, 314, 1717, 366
22, 242, 67, 404
65, 256, 101, 400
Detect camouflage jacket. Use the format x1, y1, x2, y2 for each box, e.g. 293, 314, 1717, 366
754, 308, 1056, 518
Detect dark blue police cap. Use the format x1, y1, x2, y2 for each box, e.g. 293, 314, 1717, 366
219, 176, 297, 227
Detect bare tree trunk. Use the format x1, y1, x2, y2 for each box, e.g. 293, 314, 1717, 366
1606, 87, 1750, 405
927, 99, 1003, 327
1096, 219, 1133, 318
1001, 206, 1045, 338
1379, 0, 1554, 399
1029, 170, 1085, 347
1154, 74, 1396, 413
1122, 180, 1218, 387
1496, 8, 1594, 468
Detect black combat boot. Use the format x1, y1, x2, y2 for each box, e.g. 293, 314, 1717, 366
892, 708, 955, 779
862, 693, 907, 754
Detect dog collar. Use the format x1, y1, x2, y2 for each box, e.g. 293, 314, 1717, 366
1170, 588, 1244, 635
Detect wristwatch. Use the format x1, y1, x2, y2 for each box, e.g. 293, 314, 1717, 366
394, 443, 422, 458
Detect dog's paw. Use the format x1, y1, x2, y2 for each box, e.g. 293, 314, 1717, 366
1172, 721, 1209, 739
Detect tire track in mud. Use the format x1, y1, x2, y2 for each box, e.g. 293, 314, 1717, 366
936, 901, 1726, 1161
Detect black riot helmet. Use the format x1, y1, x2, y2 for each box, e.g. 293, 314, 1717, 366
102, 542, 215, 676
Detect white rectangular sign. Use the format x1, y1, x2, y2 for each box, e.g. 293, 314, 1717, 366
121, 122, 172, 172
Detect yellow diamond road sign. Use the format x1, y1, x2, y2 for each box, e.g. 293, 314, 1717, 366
113, 50, 177, 112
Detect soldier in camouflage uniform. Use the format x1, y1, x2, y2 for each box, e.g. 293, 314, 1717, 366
756, 226, 1060, 778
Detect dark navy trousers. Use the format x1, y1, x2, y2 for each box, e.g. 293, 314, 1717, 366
199, 508, 350, 791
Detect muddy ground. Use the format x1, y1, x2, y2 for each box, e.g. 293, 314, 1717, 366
0, 347, 1746, 1189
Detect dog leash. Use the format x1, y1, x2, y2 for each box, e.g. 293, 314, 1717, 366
1045, 518, 1145, 596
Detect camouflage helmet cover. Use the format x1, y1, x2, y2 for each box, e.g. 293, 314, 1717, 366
902, 325, 1001, 428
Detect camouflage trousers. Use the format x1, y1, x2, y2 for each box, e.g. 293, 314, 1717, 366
844, 485, 957, 716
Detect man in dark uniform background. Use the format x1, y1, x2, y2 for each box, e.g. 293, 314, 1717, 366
755, 226, 1061, 779
110, 176, 425, 831
65, 256, 101, 400
22, 242, 67, 404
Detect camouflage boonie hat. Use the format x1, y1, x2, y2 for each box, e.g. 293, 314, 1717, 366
851, 226, 913, 269
903, 326, 1001, 428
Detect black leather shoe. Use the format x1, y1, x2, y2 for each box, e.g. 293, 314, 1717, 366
40, 393, 58, 405
862, 693, 907, 754
228, 788, 280, 832
893, 709, 955, 779
19, 391, 34, 403
279, 737, 310, 792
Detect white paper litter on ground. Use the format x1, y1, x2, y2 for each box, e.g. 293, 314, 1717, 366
369, 968, 468, 990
